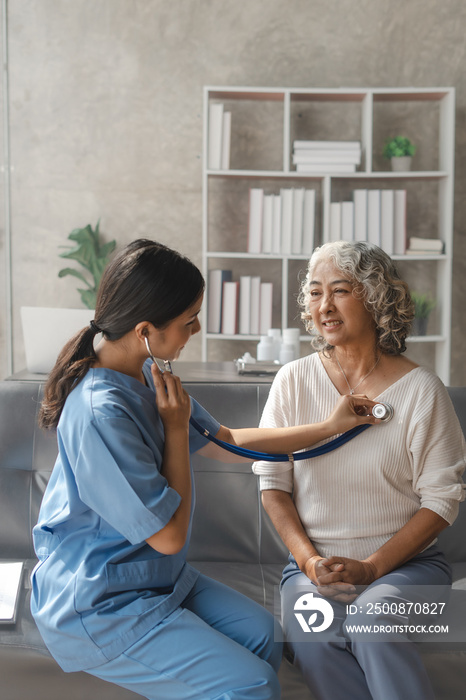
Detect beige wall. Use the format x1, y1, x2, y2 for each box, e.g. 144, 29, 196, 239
1, 0, 465, 382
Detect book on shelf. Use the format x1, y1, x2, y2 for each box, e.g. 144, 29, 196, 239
239, 276, 252, 334
247, 187, 315, 256
248, 188, 264, 254
381, 190, 395, 255
292, 188, 305, 255
208, 103, 223, 170
327, 189, 408, 256
0, 561, 23, 624
293, 139, 361, 173
302, 189, 316, 256
259, 282, 273, 335
341, 201, 354, 242
221, 281, 239, 335
293, 140, 361, 151
353, 190, 368, 242
272, 195, 282, 254
262, 195, 274, 254
296, 163, 357, 174
367, 190, 381, 246
208, 102, 231, 170
250, 276, 261, 335
207, 269, 232, 334
216, 275, 274, 337
292, 151, 361, 165
329, 202, 342, 242
280, 188, 293, 255
321, 187, 411, 257
394, 190, 407, 255
221, 111, 231, 170
407, 237, 444, 254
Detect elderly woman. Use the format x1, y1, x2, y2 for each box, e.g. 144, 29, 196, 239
253, 241, 465, 700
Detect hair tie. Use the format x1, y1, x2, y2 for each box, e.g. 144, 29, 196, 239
89, 320, 102, 334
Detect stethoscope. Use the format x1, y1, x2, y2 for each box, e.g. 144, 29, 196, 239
144, 337, 393, 463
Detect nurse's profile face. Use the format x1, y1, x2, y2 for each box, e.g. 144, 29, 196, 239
151, 294, 203, 361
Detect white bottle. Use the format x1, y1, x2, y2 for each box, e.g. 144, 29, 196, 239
267, 328, 282, 361
279, 343, 295, 365
256, 335, 275, 361
282, 328, 300, 361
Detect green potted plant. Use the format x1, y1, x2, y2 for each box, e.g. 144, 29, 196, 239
21, 222, 116, 374
382, 136, 416, 171
411, 291, 436, 336
58, 221, 116, 309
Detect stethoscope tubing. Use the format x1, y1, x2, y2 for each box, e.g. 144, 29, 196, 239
189, 415, 371, 463
144, 338, 376, 463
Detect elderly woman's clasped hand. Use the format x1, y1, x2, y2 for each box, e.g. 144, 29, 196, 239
305, 555, 378, 603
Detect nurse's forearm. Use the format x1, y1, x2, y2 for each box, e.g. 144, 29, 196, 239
218, 422, 339, 453
197, 394, 377, 463
198, 422, 346, 463
146, 425, 191, 555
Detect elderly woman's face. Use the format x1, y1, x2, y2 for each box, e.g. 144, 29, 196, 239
307, 258, 376, 347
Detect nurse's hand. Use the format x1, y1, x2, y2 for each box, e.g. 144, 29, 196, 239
151, 363, 191, 431
324, 394, 380, 436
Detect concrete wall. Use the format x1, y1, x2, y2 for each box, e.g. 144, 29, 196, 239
1, 0, 465, 383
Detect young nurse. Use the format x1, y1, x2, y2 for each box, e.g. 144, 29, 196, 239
31, 239, 379, 700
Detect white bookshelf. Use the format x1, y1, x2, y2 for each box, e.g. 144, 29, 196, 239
202, 86, 455, 384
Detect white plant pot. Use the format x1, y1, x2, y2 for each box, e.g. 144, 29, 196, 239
21, 306, 95, 374
391, 156, 412, 172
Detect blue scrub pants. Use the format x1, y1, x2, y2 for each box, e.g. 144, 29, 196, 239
281, 546, 451, 700
87, 574, 282, 700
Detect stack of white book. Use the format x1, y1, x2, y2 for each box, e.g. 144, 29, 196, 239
208, 103, 231, 170
328, 189, 407, 256
207, 269, 273, 336
293, 140, 361, 173
406, 237, 444, 255
248, 188, 315, 255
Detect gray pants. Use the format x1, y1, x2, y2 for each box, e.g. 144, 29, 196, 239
281, 546, 451, 700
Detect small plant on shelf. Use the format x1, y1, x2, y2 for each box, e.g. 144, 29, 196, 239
411, 291, 436, 336
58, 221, 116, 309
383, 136, 416, 171
382, 136, 416, 159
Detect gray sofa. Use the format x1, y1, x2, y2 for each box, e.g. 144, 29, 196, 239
0, 374, 465, 700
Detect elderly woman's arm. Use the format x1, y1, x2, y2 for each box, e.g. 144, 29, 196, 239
315, 507, 449, 598
261, 489, 356, 591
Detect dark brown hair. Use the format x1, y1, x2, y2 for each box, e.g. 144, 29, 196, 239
39, 239, 204, 430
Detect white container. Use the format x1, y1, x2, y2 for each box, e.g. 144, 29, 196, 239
267, 328, 282, 361
282, 328, 300, 360
279, 343, 296, 365
256, 335, 275, 361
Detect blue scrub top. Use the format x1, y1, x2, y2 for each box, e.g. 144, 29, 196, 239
30, 362, 220, 672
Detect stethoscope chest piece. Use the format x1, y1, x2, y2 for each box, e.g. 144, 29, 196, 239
372, 402, 394, 422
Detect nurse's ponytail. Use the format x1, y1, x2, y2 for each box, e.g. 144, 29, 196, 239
39, 324, 100, 430
39, 239, 205, 430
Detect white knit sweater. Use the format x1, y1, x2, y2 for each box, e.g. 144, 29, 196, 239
253, 353, 466, 560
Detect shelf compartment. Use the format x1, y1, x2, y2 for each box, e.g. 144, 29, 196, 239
372, 96, 442, 173
207, 176, 323, 254
329, 177, 443, 249
289, 94, 367, 172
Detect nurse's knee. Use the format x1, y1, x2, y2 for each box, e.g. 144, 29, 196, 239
253, 612, 283, 672
253, 660, 281, 700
